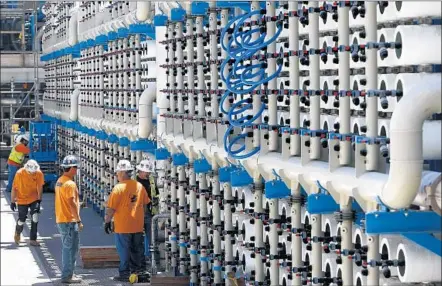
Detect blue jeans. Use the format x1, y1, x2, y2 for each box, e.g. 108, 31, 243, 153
6, 164, 19, 192
114, 233, 144, 277
144, 212, 152, 257
57, 223, 80, 280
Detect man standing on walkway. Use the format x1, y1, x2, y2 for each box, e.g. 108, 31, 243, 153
6, 133, 30, 193
135, 159, 158, 269
54, 155, 83, 284
10, 159, 44, 246
104, 160, 150, 282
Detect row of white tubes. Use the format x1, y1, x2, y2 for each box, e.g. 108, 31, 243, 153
160, 2, 441, 286
77, 33, 148, 204
43, 2, 152, 209
78, 1, 137, 36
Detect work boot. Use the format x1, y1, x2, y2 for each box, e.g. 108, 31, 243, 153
113, 276, 129, 282
14, 232, 20, 244
29, 240, 40, 247
61, 276, 82, 284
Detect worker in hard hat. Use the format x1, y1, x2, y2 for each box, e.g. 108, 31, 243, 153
6, 133, 30, 193
135, 159, 159, 269
104, 160, 151, 281
10, 159, 44, 246
55, 155, 83, 284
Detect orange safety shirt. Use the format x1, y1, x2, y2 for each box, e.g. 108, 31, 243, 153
55, 175, 80, 224
13, 168, 44, 205
8, 143, 30, 166
107, 179, 150, 234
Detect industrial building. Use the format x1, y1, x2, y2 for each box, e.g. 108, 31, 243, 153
0, 1, 441, 285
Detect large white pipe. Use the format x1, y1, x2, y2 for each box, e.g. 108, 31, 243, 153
155, 25, 168, 136
69, 89, 80, 121
364, 4, 380, 286
136, 1, 153, 23
423, 120, 442, 160
68, 7, 78, 46
381, 78, 442, 209
163, 134, 439, 210
266, 1, 278, 152
289, 0, 301, 156
338, 3, 351, 165
138, 83, 157, 139
366, 2, 379, 171
309, 1, 321, 161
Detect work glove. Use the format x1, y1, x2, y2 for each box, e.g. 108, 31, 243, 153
35, 200, 41, 213
10, 202, 16, 212
104, 222, 113, 234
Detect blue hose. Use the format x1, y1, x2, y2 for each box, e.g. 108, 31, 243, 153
220, 10, 284, 159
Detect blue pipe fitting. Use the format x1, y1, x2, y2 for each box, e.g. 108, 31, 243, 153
70, 44, 81, 58
191, 2, 209, 15
86, 39, 95, 48
95, 35, 108, 46
108, 31, 118, 41
78, 41, 86, 50
155, 148, 170, 160
117, 28, 129, 39
119, 137, 130, 147
230, 167, 252, 187
129, 23, 155, 40
265, 179, 291, 199
154, 15, 168, 27
170, 8, 186, 22
130, 139, 157, 152
95, 131, 108, 141
193, 157, 212, 174
172, 153, 189, 166
108, 134, 118, 143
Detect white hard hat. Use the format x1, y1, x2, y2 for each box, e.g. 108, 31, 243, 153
24, 160, 40, 173
136, 160, 154, 173
16, 133, 30, 144
115, 160, 134, 172
61, 155, 80, 168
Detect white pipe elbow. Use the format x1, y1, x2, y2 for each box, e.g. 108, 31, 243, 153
136, 1, 152, 22
69, 89, 80, 121
138, 84, 157, 139
123, 123, 132, 137
159, 2, 180, 19
381, 79, 442, 209
124, 11, 137, 26
130, 126, 138, 141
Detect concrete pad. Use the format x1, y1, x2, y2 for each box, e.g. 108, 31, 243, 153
0, 190, 53, 286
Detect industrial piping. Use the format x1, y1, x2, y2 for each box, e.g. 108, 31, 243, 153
138, 83, 156, 139
136, 1, 153, 23
150, 213, 170, 274
380, 79, 442, 210
69, 89, 80, 121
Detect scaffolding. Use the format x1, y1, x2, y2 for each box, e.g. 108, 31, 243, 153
0, 1, 43, 146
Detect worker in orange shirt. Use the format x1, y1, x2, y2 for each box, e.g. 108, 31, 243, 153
54, 155, 83, 284
7, 133, 30, 192
10, 159, 44, 246
104, 160, 150, 282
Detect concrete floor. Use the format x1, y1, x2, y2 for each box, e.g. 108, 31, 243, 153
0, 180, 139, 285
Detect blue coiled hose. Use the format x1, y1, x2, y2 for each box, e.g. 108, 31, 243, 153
220, 10, 284, 159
